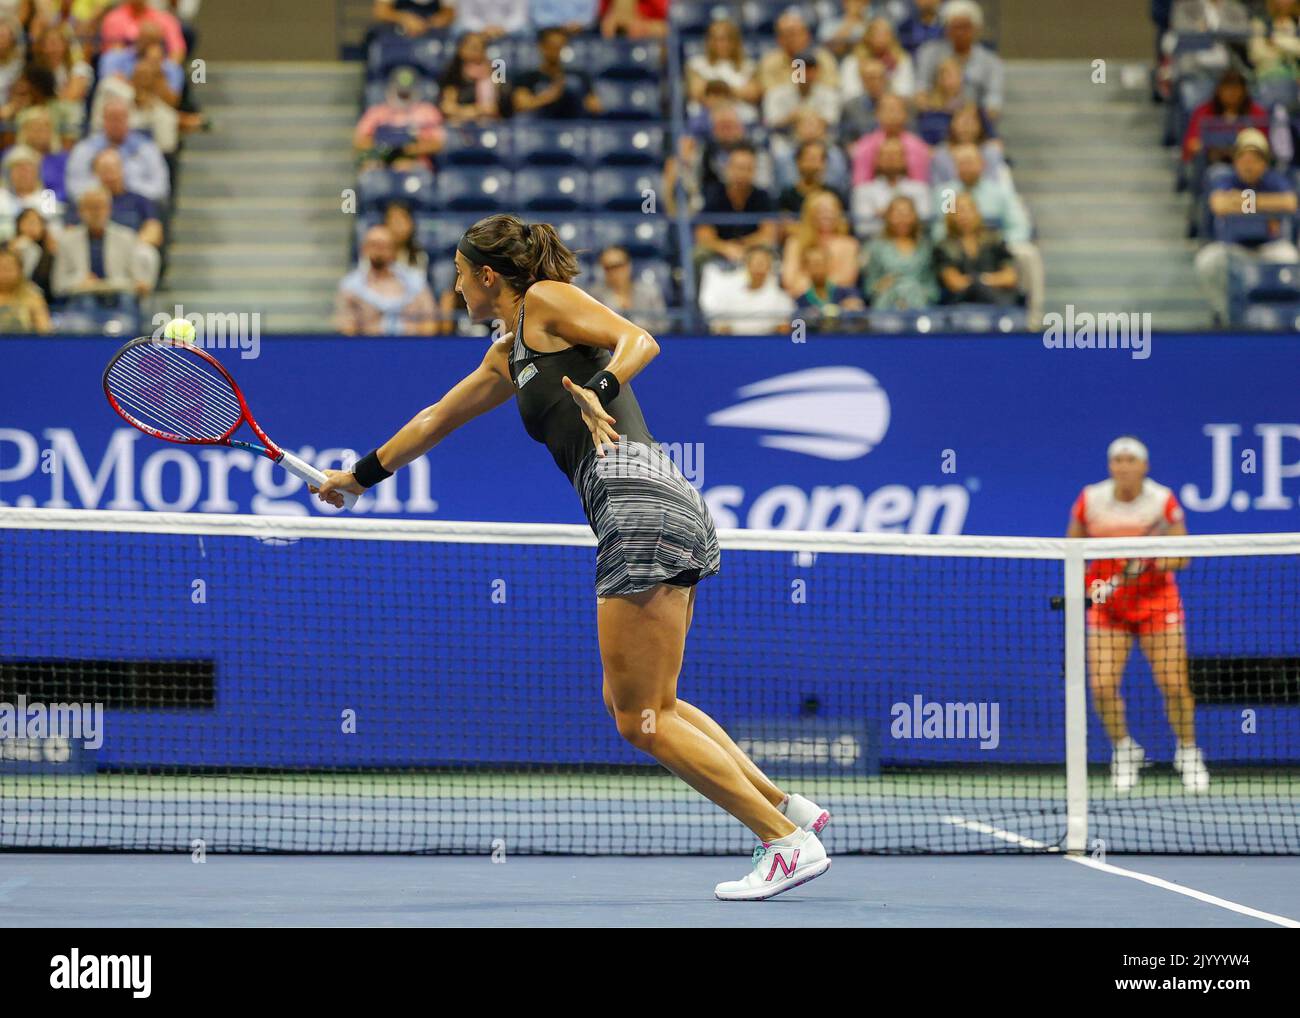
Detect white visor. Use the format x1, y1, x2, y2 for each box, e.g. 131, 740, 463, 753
1107, 437, 1148, 462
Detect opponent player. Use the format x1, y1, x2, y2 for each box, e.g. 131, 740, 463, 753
313, 214, 832, 899
1067, 436, 1210, 793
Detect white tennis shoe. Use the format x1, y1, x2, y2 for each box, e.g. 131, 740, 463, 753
714, 829, 831, 901
1174, 743, 1211, 793
781, 793, 831, 835
1112, 736, 1145, 792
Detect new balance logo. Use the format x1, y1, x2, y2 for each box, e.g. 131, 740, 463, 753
765, 849, 800, 881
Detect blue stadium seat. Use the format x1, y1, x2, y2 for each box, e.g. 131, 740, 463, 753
739, 1, 817, 36
944, 305, 1027, 332
511, 123, 589, 167
588, 123, 664, 167
367, 31, 420, 80
670, 1, 729, 37
591, 168, 661, 211
514, 168, 590, 211
589, 216, 671, 259
437, 167, 513, 210
357, 167, 397, 211
544, 216, 592, 254
594, 80, 661, 120
441, 124, 513, 167
1242, 301, 1300, 330
388, 166, 439, 210
1213, 213, 1295, 246
631, 258, 673, 296
915, 110, 953, 146
867, 309, 941, 333
586, 39, 663, 83
418, 214, 481, 257
1257, 77, 1298, 112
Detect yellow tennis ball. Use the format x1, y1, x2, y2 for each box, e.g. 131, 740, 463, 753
163, 318, 197, 342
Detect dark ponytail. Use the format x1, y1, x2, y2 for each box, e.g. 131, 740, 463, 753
462, 213, 579, 292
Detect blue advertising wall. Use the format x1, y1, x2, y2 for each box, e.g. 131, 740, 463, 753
1, 334, 1298, 771
1, 333, 1299, 535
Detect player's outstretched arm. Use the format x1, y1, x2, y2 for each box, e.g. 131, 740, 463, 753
314, 339, 516, 506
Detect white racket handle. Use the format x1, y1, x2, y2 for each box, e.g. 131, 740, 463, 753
278, 450, 359, 510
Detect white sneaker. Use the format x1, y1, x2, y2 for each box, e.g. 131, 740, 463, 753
781, 793, 831, 835
714, 829, 831, 902
1174, 744, 1211, 793
1112, 737, 1145, 792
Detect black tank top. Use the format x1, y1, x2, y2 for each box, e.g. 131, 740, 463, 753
508, 286, 655, 483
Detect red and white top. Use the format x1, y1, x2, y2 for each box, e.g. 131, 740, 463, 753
1073, 478, 1184, 598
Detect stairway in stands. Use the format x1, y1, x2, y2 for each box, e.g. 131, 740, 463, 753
1000, 60, 1209, 330
158, 62, 361, 332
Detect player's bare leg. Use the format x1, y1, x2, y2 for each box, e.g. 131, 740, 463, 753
1089, 626, 1144, 790
1142, 627, 1209, 790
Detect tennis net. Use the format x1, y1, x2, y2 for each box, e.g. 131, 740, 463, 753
0, 508, 1297, 855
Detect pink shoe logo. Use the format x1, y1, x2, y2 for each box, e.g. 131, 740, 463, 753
765, 849, 800, 881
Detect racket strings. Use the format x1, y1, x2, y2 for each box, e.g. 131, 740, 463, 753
107, 343, 244, 440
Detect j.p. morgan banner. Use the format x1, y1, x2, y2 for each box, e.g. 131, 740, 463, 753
1, 333, 1298, 536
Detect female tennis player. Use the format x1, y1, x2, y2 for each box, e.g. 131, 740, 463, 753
313, 214, 831, 899
1067, 436, 1209, 793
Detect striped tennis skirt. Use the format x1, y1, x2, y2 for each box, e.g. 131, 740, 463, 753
573, 440, 721, 598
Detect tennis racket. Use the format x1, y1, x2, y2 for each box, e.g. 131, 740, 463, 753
102, 335, 358, 510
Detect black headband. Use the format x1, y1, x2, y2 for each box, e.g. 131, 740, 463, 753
458, 233, 523, 278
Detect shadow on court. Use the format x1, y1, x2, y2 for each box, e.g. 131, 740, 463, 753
1, 855, 1298, 928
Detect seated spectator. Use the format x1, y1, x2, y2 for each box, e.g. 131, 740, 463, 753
916, 0, 1004, 118
863, 194, 939, 309
356, 66, 446, 169
778, 139, 848, 215
686, 78, 759, 136
65, 96, 169, 203
759, 8, 839, 94
781, 189, 860, 296
699, 244, 795, 334
694, 143, 778, 264
915, 56, 968, 114
818, 0, 873, 58
599, 0, 668, 40
841, 18, 915, 101
31, 25, 93, 137
438, 32, 506, 124
1163, 0, 1251, 81
897, 0, 945, 53
15, 107, 69, 201
66, 149, 162, 265
382, 200, 429, 277
98, 20, 184, 101
0, 246, 52, 332
335, 225, 437, 335
851, 93, 931, 184
1194, 128, 1299, 321
763, 47, 842, 131
100, 0, 186, 61
8, 206, 57, 300
1249, 0, 1300, 81
929, 103, 1005, 185
837, 55, 887, 145
794, 244, 866, 328
686, 18, 760, 123
852, 136, 932, 237
1182, 68, 1265, 166
933, 143, 1042, 323
371, 0, 457, 37
675, 103, 776, 209
935, 192, 1020, 305
91, 59, 180, 156
512, 26, 601, 119
0, 146, 59, 240
52, 185, 158, 299
532, 0, 599, 33
584, 244, 669, 335
772, 109, 851, 197
0, 15, 25, 105
1, 66, 78, 147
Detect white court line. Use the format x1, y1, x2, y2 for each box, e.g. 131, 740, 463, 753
1066, 855, 1300, 929
941, 815, 1300, 928
942, 815, 1056, 850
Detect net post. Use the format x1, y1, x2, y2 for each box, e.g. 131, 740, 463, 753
1063, 542, 1089, 854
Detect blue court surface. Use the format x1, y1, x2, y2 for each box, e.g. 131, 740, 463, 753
1, 854, 1297, 927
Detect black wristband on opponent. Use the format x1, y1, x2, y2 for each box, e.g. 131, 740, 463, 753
353, 449, 393, 489
583, 369, 620, 409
